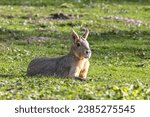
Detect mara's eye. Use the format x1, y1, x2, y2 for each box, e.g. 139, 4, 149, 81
76, 43, 81, 47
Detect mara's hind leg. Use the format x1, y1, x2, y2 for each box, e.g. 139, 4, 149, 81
68, 66, 80, 78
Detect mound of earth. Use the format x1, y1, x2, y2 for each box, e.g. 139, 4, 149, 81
46, 13, 80, 20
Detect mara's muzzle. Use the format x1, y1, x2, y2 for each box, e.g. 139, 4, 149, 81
84, 49, 91, 58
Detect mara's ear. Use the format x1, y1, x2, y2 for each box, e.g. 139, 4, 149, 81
82, 29, 89, 40
72, 29, 79, 43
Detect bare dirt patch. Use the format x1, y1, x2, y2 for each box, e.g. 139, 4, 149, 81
103, 16, 149, 26
23, 36, 49, 41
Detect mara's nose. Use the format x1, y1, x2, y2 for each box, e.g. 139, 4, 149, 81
85, 50, 91, 54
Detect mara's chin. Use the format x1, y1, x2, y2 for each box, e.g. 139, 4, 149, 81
84, 55, 91, 59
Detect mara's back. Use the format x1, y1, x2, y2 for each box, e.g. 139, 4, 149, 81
27, 55, 72, 77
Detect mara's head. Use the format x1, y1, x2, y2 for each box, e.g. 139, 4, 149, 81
71, 29, 91, 59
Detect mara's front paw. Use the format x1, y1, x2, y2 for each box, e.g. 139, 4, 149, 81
74, 77, 86, 81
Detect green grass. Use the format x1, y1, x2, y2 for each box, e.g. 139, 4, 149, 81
0, 0, 150, 99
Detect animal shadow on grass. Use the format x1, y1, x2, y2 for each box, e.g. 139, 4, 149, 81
25, 74, 87, 82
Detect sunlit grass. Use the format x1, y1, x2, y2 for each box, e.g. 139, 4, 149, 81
0, 0, 150, 99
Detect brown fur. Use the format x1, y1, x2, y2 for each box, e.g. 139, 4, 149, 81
27, 29, 91, 80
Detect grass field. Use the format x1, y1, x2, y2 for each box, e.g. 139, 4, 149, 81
0, 0, 150, 99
